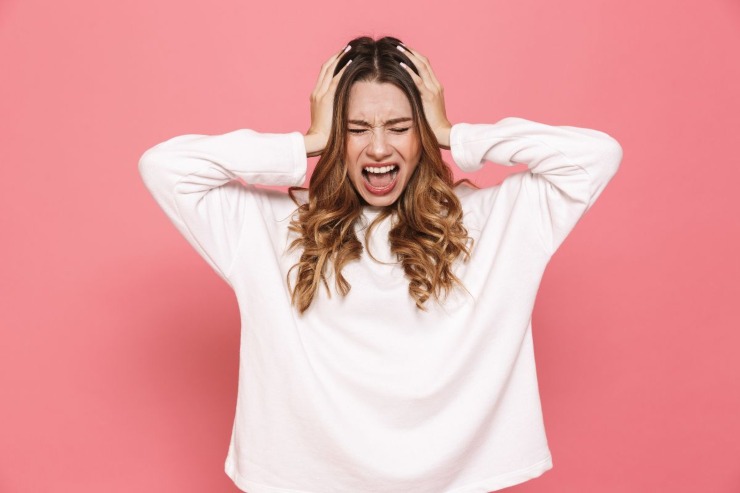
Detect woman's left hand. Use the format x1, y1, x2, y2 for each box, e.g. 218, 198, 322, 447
398, 44, 453, 149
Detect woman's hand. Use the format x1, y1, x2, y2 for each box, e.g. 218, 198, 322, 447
398, 44, 453, 149
304, 45, 352, 157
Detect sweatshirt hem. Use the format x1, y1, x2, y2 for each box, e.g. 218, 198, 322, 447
224, 454, 553, 493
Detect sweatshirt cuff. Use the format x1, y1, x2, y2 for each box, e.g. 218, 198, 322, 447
450, 122, 484, 173
286, 131, 308, 186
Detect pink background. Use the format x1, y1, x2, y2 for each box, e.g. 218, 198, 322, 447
2, 0, 739, 491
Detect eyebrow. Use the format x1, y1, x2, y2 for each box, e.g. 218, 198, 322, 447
347, 117, 413, 127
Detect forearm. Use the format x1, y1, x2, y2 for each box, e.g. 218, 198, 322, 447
140, 129, 307, 192
449, 117, 622, 189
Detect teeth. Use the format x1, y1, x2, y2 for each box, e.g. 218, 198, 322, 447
364, 165, 398, 174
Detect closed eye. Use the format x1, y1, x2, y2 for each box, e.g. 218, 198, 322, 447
348, 128, 411, 134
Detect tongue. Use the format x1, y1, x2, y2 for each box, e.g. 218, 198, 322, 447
367, 171, 393, 188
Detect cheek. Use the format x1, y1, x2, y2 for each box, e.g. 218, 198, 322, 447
344, 145, 360, 176
405, 137, 421, 161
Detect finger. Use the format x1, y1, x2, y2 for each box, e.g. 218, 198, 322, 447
399, 44, 430, 67
403, 48, 441, 90
324, 45, 350, 68
319, 45, 351, 94
329, 59, 352, 90
400, 61, 426, 93
397, 45, 441, 89
400, 58, 435, 95
314, 45, 350, 95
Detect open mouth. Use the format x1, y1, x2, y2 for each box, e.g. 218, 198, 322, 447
361, 164, 399, 191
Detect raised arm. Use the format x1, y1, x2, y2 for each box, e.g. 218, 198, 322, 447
137, 129, 307, 284
393, 44, 622, 256
137, 45, 353, 285
449, 116, 623, 256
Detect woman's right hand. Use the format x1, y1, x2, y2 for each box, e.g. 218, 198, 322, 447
304, 45, 352, 157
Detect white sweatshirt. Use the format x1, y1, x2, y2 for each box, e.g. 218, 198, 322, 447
138, 116, 622, 493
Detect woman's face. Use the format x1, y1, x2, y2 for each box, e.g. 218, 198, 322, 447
345, 81, 422, 207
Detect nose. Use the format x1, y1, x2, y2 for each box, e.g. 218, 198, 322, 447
366, 128, 393, 160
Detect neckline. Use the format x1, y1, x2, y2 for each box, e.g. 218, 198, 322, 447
362, 205, 390, 216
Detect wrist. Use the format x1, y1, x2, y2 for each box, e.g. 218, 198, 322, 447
303, 132, 325, 157
436, 124, 453, 150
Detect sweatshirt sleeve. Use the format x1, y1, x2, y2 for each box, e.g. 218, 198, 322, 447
450, 116, 623, 256
137, 129, 307, 285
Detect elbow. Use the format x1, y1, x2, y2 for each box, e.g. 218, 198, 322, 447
594, 133, 623, 179
137, 134, 205, 180
137, 147, 165, 188
138, 149, 155, 180
604, 136, 623, 177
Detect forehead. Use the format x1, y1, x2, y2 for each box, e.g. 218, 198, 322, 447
347, 81, 412, 120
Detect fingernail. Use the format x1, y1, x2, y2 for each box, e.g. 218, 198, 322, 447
397, 45, 405, 52
400, 62, 407, 68
344, 44, 351, 52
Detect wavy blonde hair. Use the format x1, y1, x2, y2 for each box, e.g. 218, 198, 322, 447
286, 35, 479, 314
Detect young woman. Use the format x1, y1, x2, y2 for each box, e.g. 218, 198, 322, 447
139, 35, 622, 493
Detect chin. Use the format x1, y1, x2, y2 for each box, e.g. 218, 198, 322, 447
363, 193, 398, 207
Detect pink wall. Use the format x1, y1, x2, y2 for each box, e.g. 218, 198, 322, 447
2, 0, 739, 491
